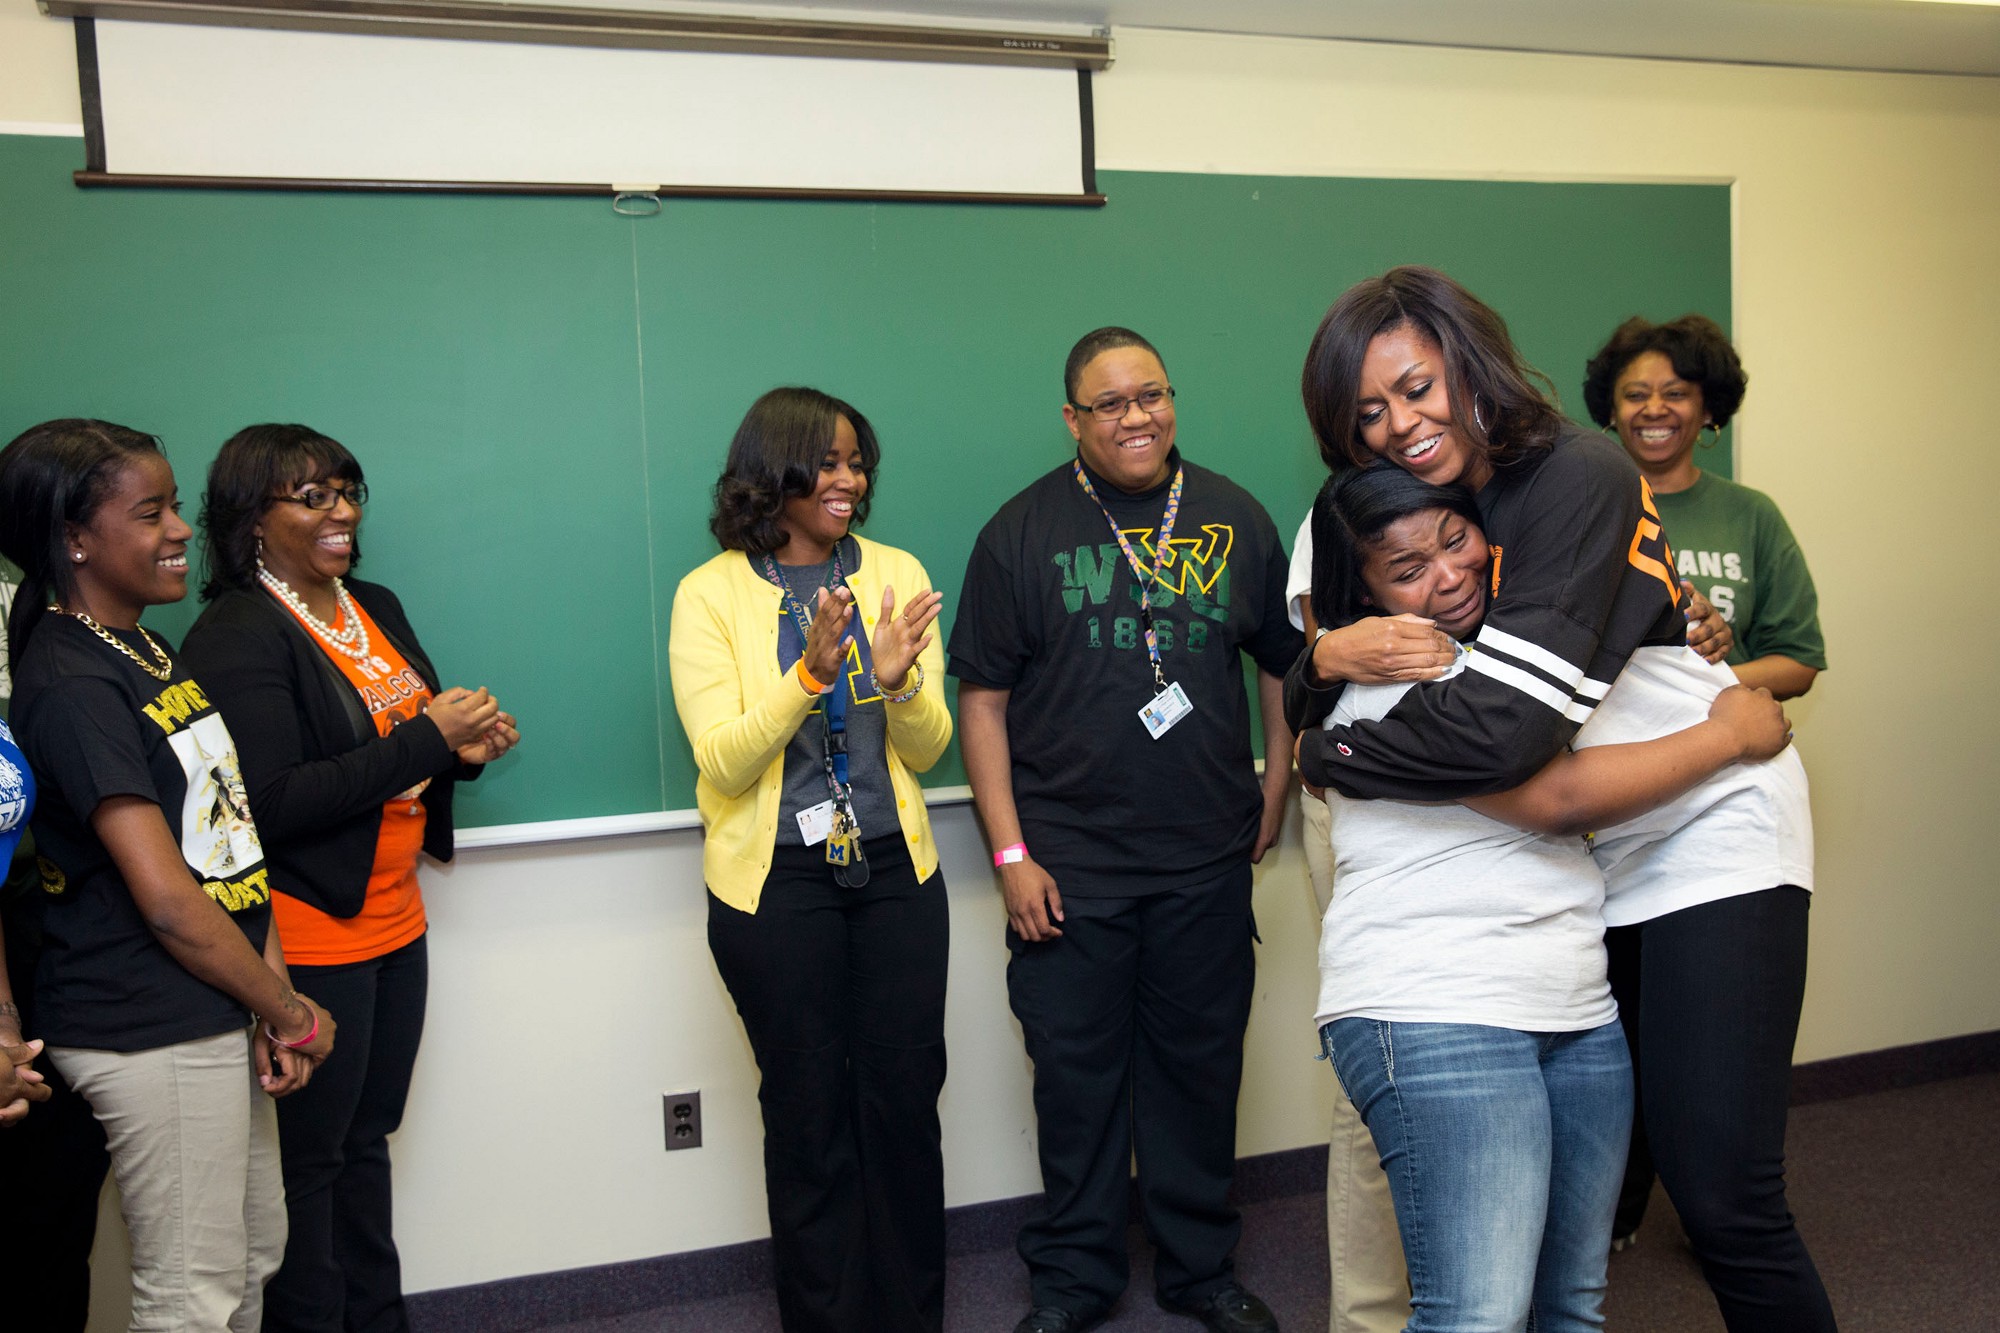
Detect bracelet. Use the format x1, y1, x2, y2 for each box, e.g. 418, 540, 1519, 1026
993, 842, 1027, 868
265, 1005, 319, 1051
795, 658, 833, 695
874, 661, 924, 704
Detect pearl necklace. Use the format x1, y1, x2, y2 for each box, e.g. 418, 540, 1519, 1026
258, 567, 372, 662
55, 607, 174, 681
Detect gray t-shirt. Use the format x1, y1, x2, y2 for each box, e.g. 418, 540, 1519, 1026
766, 544, 899, 848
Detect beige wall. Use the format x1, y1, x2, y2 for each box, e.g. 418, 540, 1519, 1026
4, 11, 1996, 1312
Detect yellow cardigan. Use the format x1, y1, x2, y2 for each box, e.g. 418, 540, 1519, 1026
668, 535, 952, 913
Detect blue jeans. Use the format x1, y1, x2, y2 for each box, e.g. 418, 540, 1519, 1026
1322, 1018, 1632, 1333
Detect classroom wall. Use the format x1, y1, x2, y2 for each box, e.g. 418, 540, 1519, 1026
3, 11, 1996, 1308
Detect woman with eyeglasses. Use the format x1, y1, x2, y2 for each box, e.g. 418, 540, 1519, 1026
181, 423, 518, 1333
669, 387, 950, 1333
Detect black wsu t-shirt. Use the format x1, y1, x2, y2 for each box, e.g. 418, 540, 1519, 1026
14, 615, 272, 1051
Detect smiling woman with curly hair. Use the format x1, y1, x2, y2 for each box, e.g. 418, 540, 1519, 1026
669, 386, 952, 1333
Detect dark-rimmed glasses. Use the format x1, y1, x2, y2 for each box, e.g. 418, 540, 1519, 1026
273, 482, 368, 511
1071, 386, 1175, 422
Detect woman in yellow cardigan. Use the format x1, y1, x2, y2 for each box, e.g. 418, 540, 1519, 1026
669, 387, 951, 1333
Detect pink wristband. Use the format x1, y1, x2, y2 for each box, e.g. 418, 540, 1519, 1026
266, 1007, 319, 1051
994, 842, 1027, 868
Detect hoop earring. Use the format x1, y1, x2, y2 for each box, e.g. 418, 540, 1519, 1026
1698, 422, 1722, 450
1472, 397, 1489, 435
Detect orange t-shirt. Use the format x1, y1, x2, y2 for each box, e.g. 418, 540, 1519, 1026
271, 594, 431, 965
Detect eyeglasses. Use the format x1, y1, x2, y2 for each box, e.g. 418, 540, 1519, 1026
1071, 386, 1175, 422
273, 482, 368, 511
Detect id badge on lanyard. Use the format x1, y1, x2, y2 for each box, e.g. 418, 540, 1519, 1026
1072, 460, 1194, 740
762, 550, 870, 886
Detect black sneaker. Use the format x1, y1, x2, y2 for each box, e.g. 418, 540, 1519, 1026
1158, 1282, 1279, 1333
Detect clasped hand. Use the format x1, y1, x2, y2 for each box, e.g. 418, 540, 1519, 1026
255, 993, 336, 1099
0, 1034, 51, 1126
431, 686, 521, 765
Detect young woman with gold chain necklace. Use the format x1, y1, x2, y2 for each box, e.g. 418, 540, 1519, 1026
0, 417, 335, 1332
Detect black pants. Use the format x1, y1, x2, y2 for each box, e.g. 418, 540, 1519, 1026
708, 836, 949, 1333
0, 1031, 109, 1332
0, 911, 111, 1333
1607, 887, 1836, 1332
1005, 862, 1256, 1318
265, 933, 429, 1333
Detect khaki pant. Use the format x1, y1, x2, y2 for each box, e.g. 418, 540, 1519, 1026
52, 1028, 285, 1333
1302, 791, 1411, 1333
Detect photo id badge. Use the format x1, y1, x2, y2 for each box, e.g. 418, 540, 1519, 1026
796, 799, 835, 846
1138, 680, 1194, 740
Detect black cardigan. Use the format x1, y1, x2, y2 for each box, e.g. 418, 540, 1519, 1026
181, 580, 478, 919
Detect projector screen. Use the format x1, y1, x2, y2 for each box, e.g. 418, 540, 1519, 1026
85, 18, 1095, 199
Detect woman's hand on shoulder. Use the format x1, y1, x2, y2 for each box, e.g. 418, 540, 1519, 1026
1707, 684, 1791, 762
1683, 581, 1735, 664
428, 687, 501, 751
870, 585, 943, 695
1310, 614, 1457, 687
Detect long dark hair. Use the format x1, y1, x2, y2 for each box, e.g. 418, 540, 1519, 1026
200, 423, 365, 600
1581, 313, 1748, 430
708, 387, 879, 555
1309, 463, 1484, 632
1302, 266, 1565, 474
0, 419, 169, 667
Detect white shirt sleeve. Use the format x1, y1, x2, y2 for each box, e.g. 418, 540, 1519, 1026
1285, 509, 1314, 632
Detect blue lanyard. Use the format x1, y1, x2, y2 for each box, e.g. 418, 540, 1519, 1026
759, 549, 853, 805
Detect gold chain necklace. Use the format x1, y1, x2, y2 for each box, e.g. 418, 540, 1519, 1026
54, 607, 174, 681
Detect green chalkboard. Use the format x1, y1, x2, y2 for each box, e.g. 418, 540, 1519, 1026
0, 134, 1730, 827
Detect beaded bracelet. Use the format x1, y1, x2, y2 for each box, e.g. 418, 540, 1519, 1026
874, 661, 924, 704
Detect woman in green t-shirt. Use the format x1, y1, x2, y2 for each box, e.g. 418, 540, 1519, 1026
1584, 315, 1825, 702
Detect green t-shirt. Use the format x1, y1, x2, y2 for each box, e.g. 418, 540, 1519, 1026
1654, 471, 1827, 671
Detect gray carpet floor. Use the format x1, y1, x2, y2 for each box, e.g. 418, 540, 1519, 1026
532, 1071, 2000, 1332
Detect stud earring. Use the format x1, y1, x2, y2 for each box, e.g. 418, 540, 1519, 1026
72, 551, 84, 563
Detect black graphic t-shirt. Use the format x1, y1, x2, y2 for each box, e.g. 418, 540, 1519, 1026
949, 451, 1302, 895
14, 615, 272, 1052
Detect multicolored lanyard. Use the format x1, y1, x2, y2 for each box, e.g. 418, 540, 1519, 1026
1073, 459, 1184, 693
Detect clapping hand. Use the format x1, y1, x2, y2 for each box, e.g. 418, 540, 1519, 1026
801, 586, 856, 688
870, 585, 942, 695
